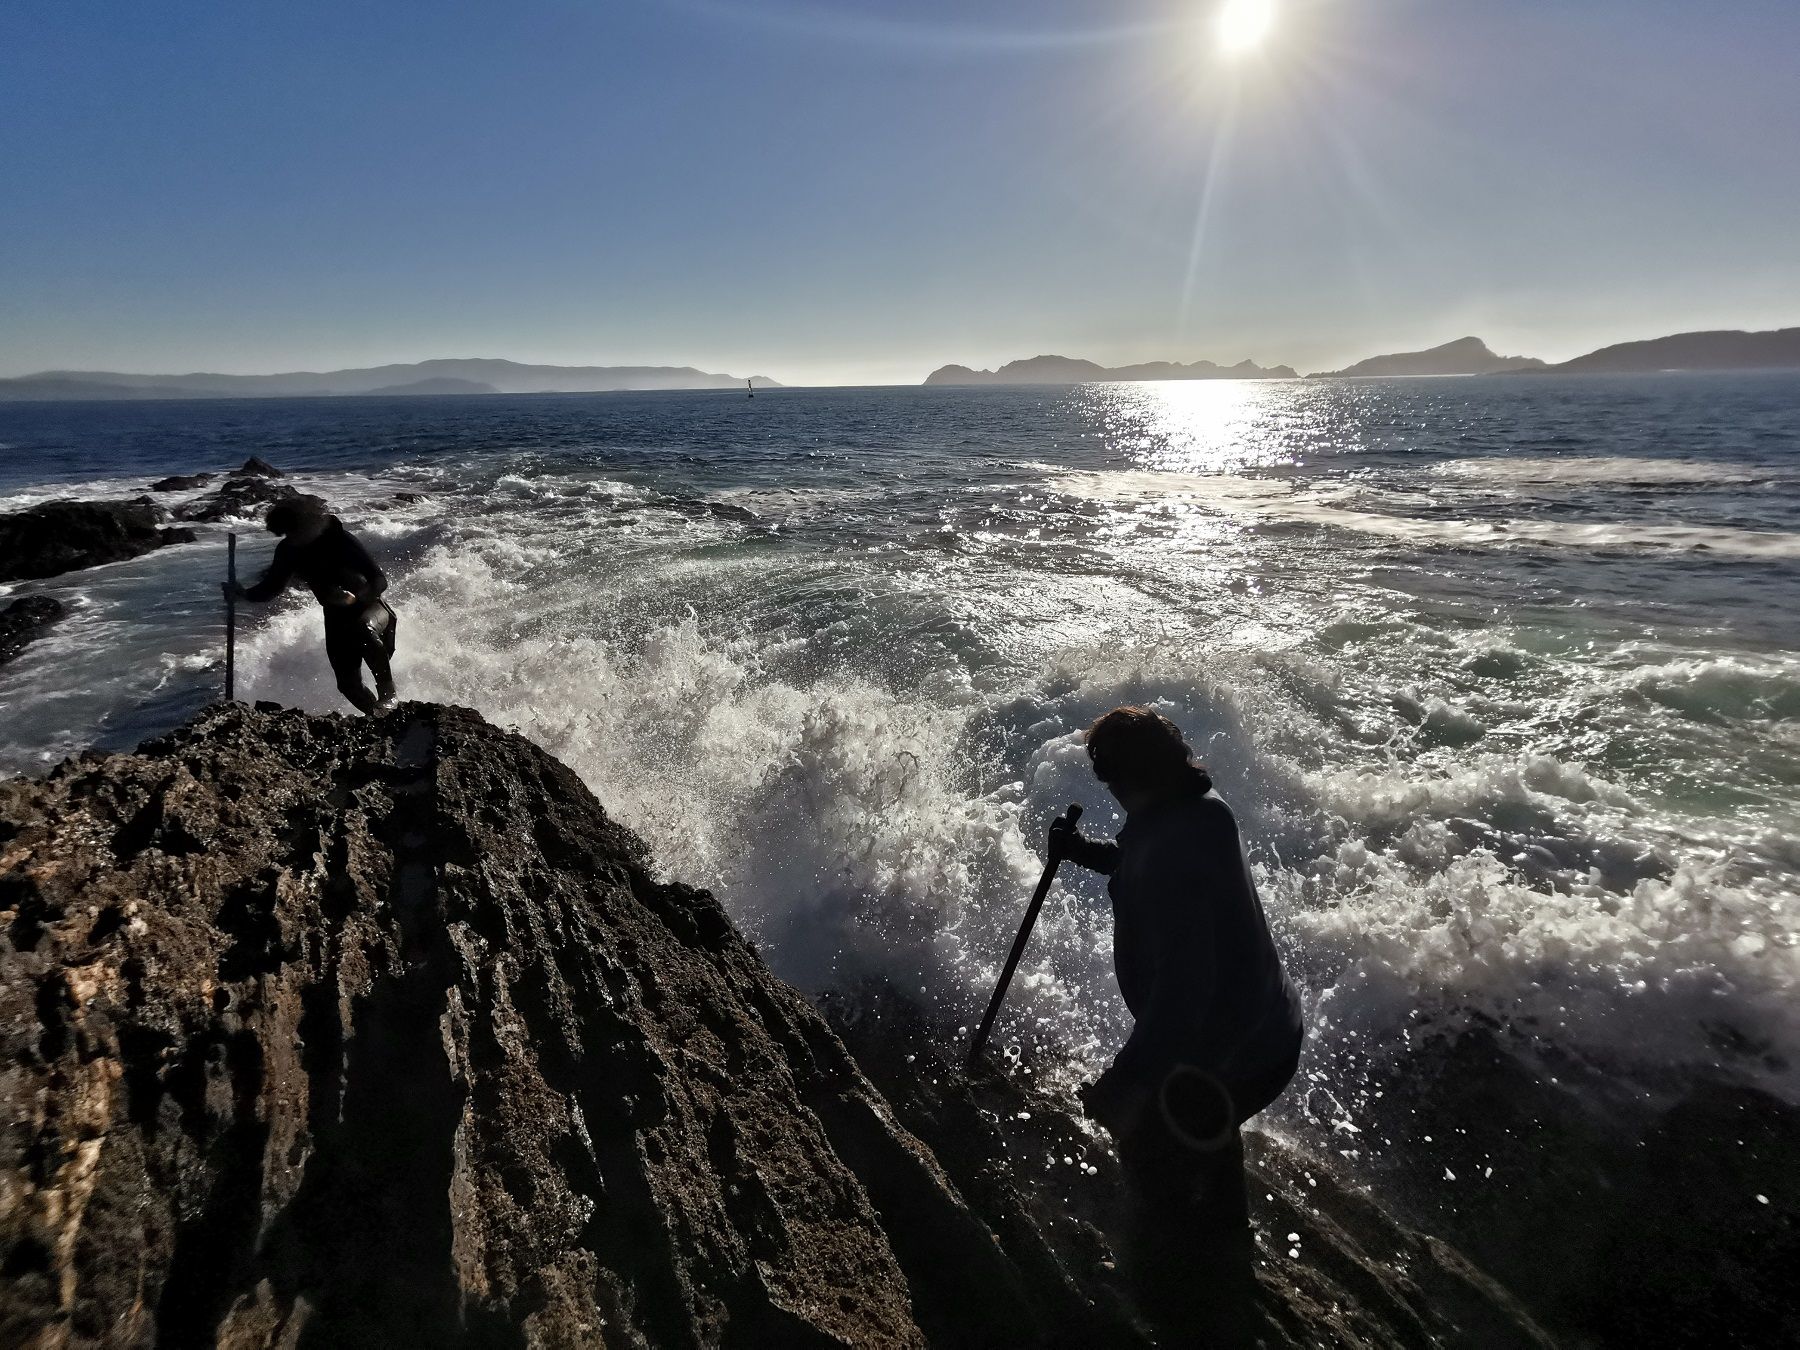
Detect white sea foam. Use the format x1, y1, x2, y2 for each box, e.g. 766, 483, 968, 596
1284, 840, 1800, 1096
1046, 470, 1800, 559
1434, 456, 1763, 487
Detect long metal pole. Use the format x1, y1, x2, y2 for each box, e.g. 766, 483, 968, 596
225, 532, 237, 701
967, 803, 1082, 1067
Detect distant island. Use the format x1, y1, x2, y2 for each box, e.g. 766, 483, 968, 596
923, 354, 1296, 386
0, 358, 781, 402
1308, 336, 1545, 378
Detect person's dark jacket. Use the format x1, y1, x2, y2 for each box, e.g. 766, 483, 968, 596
1068, 781, 1303, 1102
245, 517, 387, 608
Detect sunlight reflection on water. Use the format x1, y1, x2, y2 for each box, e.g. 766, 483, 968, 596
1078, 379, 1342, 474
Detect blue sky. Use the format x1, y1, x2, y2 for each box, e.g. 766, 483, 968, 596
3, 0, 1796, 385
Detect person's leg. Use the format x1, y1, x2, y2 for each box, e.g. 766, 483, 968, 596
1190, 1128, 1259, 1340
325, 614, 378, 713
1121, 1087, 1260, 1341
1194, 1127, 1250, 1234
1118, 1111, 1245, 1338
366, 606, 397, 702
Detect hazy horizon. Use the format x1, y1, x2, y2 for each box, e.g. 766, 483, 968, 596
5, 0, 1797, 387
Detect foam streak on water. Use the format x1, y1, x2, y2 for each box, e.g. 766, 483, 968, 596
2, 378, 1797, 1162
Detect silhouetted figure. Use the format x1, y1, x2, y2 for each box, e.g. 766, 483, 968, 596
226, 498, 398, 714
1052, 706, 1303, 1335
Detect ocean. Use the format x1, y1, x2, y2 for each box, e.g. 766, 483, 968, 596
2, 376, 1796, 1222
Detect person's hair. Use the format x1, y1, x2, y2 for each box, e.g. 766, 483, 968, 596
265, 496, 329, 535
1085, 706, 1212, 796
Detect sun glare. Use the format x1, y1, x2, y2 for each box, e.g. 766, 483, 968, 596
1216, 0, 1276, 57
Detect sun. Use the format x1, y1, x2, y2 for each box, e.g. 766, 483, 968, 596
1216, 0, 1277, 58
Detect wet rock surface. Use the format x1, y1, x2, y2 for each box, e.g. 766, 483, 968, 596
1345, 1033, 1800, 1348
0, 595, 65, 666
1, 703, 1557, 1347
172, 475, 301, 524
148, 474, 214, 493
0, 502, 196, 583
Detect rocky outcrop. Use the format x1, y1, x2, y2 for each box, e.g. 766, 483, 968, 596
148, 474, 214, 493
0, 704, 1554, 1347
0, 596, 65, 666
0, 503, 196, 583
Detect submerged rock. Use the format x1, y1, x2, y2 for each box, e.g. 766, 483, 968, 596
0, 501, 196, 582
0, 595, 65, 665
0, 703, 1553, 1347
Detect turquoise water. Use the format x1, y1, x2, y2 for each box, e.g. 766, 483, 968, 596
3, 377, 1797, 1176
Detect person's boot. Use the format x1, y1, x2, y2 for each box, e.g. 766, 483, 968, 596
375, 679, 398, 713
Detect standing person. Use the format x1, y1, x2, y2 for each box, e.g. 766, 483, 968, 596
1050, 705, 1303, 1330
225, 497, 399, 714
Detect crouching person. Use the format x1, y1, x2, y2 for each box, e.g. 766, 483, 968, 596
1052, 706, 1304, 1331
226, 497, 399, 714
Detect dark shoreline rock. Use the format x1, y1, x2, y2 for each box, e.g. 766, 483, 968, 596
173, 475, 299, 524
1338, 1031, 1800, 1347
0, 501, 196, 582
0, 704, 937, 1346
0, 595, 65, 665
1, 703, 1554, 1347
829, 989, 1554, 1350
149, 473, 215, 492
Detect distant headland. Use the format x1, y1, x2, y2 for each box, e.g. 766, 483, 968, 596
0, 358, 781, 402
1537, 327, 1800, 374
